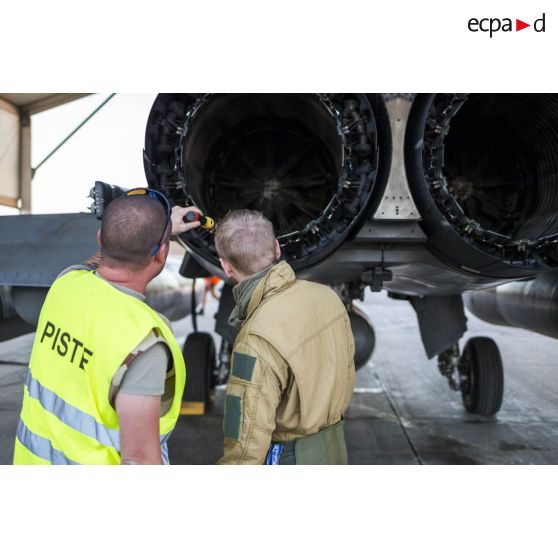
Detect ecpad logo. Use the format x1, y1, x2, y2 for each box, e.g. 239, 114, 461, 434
468, 13, 546, 37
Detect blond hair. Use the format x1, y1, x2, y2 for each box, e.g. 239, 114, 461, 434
215, 210, 277, 275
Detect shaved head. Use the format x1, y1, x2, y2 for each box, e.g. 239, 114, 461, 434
100, 195, 169, 270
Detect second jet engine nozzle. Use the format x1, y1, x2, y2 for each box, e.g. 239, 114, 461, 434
464, 270, 558, 340
406, 94, 558, 279
144, 94, 384, 271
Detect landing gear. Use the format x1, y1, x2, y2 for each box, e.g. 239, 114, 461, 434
215, 338, 232, 386
460, 337, 504, 415
182, 332, 216, 412
437, 337, 504, 416
334, 282, 377, 371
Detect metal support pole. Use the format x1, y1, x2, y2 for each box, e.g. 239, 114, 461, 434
18, 110, 32, 214
32, 93, 116, 177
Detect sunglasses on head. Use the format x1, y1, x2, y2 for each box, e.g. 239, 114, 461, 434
125, 188, 172, 257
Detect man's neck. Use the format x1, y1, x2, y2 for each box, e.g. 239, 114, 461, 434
97, 264, 149, 295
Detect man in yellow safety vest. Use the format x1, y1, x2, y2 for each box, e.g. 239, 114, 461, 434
13, 190, 200, 464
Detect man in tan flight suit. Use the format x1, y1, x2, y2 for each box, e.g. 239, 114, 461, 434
215, 210, 355, 465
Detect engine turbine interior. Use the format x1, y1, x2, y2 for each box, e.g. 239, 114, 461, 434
406, 94, 558, 278
144, 94, 385, 271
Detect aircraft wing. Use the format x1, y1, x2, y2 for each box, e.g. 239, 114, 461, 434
0, 213, 99, 287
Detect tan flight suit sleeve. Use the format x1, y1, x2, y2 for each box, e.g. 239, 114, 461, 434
217, 338, 287, 465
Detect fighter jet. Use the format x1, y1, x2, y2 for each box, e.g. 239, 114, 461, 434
3, 93, 558, 418
140, 93, 558, 415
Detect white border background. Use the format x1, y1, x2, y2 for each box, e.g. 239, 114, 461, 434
1, 1, 556, 556
1, 0, 556, 92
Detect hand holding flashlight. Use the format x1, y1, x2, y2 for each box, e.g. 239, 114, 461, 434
171, 206, 214, 235
183, 210, 215, 230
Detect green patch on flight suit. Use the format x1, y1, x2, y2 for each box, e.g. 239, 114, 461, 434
224, 394, 242, 440
231, 351, 256, 382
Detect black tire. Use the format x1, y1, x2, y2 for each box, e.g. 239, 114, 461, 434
460, 337, 504, 416
348, 306, 376, 370
182, 332, 216, 409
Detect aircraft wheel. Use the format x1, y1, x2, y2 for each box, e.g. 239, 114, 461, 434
459, 337, 504, 416
348, 306, 376, 370
182, 332, 216, 410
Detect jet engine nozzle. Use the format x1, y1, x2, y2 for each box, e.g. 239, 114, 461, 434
144, 94, 386, 271
406, 94, 558, 279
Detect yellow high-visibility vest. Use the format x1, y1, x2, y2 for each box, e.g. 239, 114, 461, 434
13, 269, 186, 465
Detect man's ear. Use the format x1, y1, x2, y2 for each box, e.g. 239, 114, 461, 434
97, 228, 102, 247
220, 257, 235, 278
274, 239, 281, 260
154, 241, 169, 265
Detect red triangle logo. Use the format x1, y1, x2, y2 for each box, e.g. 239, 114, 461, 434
516, 19, 530, 31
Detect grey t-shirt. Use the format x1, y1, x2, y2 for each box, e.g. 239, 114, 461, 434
57, 265, 171, 414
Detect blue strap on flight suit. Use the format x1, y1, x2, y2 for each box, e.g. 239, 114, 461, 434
265, 443, 283, 465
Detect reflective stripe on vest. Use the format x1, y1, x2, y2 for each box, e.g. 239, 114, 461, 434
16, 419, 80, 465
23, 368, 173, 464
26, 369, 121, 451
160, 432, 171, 465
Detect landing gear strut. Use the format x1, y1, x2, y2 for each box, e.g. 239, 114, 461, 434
182, 332, 216, 413
437, 337, 504, 416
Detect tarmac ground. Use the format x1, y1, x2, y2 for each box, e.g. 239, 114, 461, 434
2, 289, 558, 465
